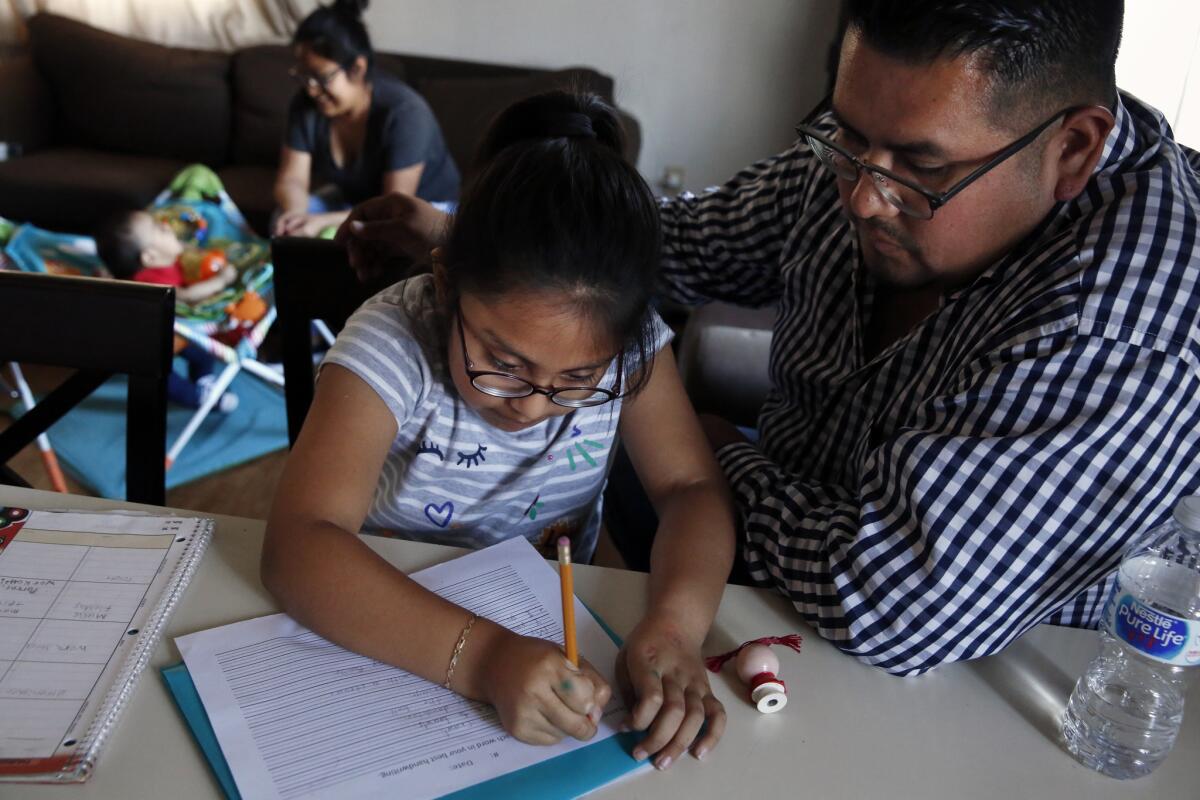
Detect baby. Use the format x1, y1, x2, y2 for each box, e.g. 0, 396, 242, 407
96, 210, 239, 413
95, 210, 238, 302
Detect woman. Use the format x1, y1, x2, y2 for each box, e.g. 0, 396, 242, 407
273, 0, 460, 237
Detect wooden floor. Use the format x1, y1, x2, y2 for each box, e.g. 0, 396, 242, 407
3, 436, 290, 519
0, 365, 288, 520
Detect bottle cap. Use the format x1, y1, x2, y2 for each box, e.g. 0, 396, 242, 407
1174, 496, 1200, 532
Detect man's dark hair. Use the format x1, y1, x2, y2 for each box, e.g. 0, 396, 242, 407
94, 210, 144, 280
845, 1, 1124, 121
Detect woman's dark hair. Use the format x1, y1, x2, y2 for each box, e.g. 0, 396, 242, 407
441, 90, 662, 397
292, 0, 373, 75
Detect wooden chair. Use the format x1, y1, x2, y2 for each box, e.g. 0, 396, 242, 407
0, 271, 175, 504
271, 237, 402, 446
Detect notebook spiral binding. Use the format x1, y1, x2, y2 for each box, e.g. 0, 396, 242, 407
51, 518, 214, 782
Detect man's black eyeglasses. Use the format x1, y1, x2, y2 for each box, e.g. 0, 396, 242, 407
455, 307, 623, 408
796, 106, 1082, 220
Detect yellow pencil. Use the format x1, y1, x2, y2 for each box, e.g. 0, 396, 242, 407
557, 536, 579, 666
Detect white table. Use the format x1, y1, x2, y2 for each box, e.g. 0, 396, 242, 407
2, 487, 1196, 800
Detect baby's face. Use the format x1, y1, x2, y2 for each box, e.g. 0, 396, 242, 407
131, 212, 184, 267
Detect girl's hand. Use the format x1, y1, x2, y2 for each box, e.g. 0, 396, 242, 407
481, 632, 612, 745
615, 616, 726, 769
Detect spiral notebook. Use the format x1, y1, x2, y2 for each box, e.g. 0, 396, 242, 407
0, 506, 212, 783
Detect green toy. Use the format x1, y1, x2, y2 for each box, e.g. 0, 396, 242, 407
169, 164, 225, 203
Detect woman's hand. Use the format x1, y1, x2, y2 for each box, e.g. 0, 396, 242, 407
479, 631, 612, 745
273, 209, 311, 237
615, 615, 726, 769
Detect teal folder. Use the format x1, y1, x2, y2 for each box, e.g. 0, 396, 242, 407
161, 605, 646, 799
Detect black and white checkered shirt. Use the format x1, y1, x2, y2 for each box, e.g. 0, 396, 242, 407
659, 93, 1200, 675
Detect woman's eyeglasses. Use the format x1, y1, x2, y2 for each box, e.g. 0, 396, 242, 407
288, 65, 342, 91
455, 306, 623, 408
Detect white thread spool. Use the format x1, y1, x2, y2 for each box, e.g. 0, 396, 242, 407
735, 643, 787, 713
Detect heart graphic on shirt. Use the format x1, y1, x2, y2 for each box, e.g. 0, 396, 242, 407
424, 501, 454, 528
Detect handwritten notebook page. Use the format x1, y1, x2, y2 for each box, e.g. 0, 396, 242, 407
177, 536, 629, 800
0, 509, 209, 768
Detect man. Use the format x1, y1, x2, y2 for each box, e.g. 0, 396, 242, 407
338, 0, 1200, 675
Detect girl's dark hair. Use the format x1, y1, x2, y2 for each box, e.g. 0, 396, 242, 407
292, 0, 373, 75
441, 91, 662, 397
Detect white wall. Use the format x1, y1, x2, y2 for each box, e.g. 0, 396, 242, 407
1116, 1, 1200, 147
363, 1, 840, 192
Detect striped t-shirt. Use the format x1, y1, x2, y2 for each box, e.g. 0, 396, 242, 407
322, 274, 671, 561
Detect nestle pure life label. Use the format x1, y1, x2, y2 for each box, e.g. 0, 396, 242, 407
1104, 589, 1200, 667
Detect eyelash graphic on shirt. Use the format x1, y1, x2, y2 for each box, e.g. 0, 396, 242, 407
416, 441, 445, 461
457, 444, 488, 468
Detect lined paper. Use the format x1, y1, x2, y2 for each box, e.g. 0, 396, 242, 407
0, 510, 201, 761
177, 537, 628, 800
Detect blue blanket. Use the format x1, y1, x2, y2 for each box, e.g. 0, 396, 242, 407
43, 372, 287, 497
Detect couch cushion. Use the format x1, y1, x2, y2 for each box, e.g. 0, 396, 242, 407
411, 69, 617, 179
230, 45, 297, 168
231, 45, 410, 168
0, 148, 185, 233
26, 14, 231, 166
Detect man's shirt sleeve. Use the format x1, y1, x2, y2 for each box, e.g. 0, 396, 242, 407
658, 141, 814, 308
716, 332, 1200, 675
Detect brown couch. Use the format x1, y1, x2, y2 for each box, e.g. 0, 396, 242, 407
0, 14, 640, 235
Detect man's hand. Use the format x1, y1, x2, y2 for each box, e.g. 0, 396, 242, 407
697, 413, 748, 452
334, 193, 450, 282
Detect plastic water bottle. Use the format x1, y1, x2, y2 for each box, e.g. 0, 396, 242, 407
1061, 496, 1200, 778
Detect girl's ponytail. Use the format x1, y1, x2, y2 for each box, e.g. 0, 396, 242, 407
472, 91, 626, 171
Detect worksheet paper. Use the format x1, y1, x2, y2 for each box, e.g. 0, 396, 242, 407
0, 509, 210, 764
176, 537, 629, 800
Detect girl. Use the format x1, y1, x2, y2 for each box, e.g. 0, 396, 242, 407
263, 92, 734, 769
273, 0, 459, 237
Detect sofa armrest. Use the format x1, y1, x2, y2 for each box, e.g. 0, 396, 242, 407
676, 302, 775, 428
0, 55, 53, 152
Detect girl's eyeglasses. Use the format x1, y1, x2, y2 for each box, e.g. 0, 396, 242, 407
455, 307, 623, 408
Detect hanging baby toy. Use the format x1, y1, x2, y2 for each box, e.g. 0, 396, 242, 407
705, 634, 803, 714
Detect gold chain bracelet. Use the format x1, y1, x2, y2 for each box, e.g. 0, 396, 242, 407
443, 613, 478, 689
